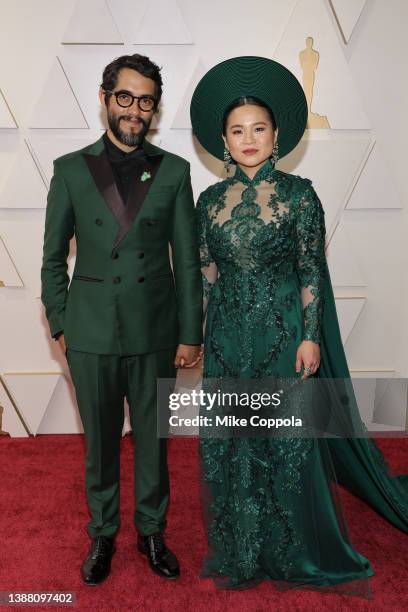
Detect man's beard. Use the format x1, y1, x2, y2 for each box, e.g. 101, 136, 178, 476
108, 112, 151, 147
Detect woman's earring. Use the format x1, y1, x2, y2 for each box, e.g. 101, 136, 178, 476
271, 140, 279, 163
223, 147, 232, 171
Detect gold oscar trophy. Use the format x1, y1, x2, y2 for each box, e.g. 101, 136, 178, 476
299, 37, 330, 128
0, 403, 9, 435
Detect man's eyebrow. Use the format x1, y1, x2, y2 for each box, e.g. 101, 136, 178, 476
115, 89, 155, 97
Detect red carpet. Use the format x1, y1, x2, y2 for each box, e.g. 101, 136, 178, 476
0, 435, 407, 611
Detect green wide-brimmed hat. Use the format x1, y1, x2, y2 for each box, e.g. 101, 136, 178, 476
190, 56, 308, 161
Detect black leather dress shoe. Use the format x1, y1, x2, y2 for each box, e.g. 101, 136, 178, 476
137, 533, 180, 579
81, 536, 116, 585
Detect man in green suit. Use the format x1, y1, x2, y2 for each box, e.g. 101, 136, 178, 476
41, 54, 203, 585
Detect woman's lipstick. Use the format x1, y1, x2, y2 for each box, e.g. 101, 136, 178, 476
242, 148, 258, 155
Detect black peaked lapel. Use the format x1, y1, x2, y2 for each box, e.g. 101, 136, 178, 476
84, 149, 127, 232
84, 148, 163, 248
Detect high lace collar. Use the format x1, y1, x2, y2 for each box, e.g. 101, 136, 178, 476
233, 158, 276, 186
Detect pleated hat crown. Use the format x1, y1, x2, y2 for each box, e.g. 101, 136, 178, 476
190, 56, 308, 160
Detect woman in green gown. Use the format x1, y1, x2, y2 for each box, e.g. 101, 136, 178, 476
190, 57, 408, 594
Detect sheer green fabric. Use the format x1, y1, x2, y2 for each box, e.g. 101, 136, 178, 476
196, 159, 408, 592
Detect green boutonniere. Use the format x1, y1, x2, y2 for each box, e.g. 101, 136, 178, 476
141, 171, 151, 182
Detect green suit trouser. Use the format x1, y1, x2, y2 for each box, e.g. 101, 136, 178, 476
66, 347, 176, 539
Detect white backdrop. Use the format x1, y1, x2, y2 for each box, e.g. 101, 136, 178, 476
0, 0, 407, 436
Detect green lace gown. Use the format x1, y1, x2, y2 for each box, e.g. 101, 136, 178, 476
196, 159, 408, 593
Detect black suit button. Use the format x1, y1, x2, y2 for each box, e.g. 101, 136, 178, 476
112, 251, 119, 260
113, 276, 121, 284
95, 218, 103, 226
138, 277, 145, 283
138, 252, 145, 259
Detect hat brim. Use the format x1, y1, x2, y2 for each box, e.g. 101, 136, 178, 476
190, 56, 307, 161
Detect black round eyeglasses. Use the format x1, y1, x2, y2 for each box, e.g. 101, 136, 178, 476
104, 90, 157, 111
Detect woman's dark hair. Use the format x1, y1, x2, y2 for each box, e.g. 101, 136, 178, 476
222, 96, 277, 134
101, 54, 163, 108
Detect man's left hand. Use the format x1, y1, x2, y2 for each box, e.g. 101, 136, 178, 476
174, 344, 203, 369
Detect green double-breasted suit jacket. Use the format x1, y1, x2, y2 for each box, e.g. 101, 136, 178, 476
41, 136, 203, 355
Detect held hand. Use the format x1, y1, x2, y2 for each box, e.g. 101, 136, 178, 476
295, 340, 320, 380
57, 334, 67, 357
174, 344, 203, 369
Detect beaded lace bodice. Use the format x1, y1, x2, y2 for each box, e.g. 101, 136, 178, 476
196, 159, 326, 346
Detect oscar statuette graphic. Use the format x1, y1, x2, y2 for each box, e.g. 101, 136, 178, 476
299, 36, 330, 128
0, 403, 9, 436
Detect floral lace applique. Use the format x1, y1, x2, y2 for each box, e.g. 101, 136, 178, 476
196, 159, 327, 585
